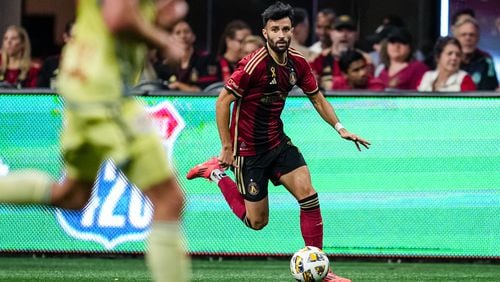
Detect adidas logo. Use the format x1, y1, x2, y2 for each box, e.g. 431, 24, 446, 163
269, 78, 277, 85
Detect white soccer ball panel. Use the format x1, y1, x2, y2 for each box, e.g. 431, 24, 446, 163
290, 246, 329, 282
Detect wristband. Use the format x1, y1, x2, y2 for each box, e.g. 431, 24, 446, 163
334, 122, 344, 133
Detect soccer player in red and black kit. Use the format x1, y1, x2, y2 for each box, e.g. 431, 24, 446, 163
187, 2, 369, 281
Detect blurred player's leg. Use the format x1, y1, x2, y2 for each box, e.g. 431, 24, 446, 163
144, 178, 190, 282
126, 113, 190, 282
0, 170, 53, 204
0, 170, 93, 210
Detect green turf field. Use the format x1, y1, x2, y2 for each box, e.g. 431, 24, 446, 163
0, 257, 498, 281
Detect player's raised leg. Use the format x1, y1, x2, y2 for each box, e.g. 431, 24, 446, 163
0, 170, 56, 205
187, 157, 247, 221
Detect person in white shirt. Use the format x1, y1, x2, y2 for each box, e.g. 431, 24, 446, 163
418, 36, 476, 92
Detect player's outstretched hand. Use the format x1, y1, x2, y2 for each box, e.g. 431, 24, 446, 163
339, 130, 370, 151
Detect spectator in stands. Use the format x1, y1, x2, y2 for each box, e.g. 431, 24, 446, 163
365, 25, 398, 76
309, 8, 335, 55
37, 20, 74, 89
241, 35, 265, 57
378, 27, 428, 90
310, 15, 372, 90
217, 20, 251, 83
452, 16, 498, 90
290, 8, 316, 61
154, 20, 219, 92
376, 15, 405, 33
332, 50, 384, 91
418, 36, 475, 92
493, 17, 500, 37
0, 25, 40, 88
451, 8, 475, 27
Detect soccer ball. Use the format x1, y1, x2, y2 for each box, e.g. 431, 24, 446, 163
290, 246, 329, 282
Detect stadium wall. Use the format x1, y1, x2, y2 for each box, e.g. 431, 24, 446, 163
0, 91, 498, 259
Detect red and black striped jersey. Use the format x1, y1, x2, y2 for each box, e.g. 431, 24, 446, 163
225, 46, 319, 156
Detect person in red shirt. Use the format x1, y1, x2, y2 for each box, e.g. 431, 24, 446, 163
333, 50, 385, 91
0, 25, 40, 88
186, 2, 370, 281
418, 36, 475, 92
377, 27, 428, 90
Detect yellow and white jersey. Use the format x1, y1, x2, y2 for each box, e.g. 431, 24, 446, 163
58, 0, 155, 107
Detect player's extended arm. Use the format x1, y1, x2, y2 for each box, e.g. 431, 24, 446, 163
308, 91, 371, 151
215, 88, 237, 167
101, 0, 186, 59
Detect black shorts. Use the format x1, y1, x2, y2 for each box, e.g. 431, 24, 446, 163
233, 139, 306, 202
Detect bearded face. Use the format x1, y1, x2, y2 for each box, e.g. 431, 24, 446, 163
262, 17, 292, 54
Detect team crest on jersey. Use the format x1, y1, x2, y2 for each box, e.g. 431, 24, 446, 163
248, 181, 259, 196
289, 71, 297, 85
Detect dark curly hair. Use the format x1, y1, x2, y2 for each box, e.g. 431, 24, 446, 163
261, 1, 294, 27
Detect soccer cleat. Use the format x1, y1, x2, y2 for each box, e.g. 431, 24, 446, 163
323, 270, 351, 282
186, 157, 222, 180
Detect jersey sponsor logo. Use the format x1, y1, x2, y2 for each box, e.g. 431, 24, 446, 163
260, 91, 285, 104
55, 101, 185, 250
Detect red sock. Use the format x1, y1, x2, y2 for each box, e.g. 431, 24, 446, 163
218, 177, 246, 220
299, 193, 323, 249
300, 208, 324, 249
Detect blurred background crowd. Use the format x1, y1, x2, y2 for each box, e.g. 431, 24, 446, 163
0, 0, 498, 93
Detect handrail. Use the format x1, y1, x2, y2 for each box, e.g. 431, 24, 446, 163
0, 87, 499, 97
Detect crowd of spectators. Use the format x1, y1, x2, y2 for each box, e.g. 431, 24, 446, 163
0, 7, 498, 93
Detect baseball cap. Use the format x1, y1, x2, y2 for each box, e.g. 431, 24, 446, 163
333, 15, 356, 30
366, 25, 398, 44
387, 27, 412, 45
